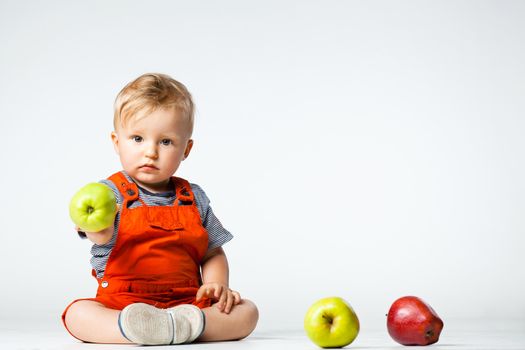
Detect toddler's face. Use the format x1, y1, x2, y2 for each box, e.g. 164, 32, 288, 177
111, 107, 193, 192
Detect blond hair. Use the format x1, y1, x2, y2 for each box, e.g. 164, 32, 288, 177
114, 73, 194, 135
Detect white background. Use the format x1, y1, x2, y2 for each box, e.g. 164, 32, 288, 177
1, 0, 524, 334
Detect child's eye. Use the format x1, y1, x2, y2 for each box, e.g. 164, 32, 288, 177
132, 136, 143, 143
160, 139, 172, 146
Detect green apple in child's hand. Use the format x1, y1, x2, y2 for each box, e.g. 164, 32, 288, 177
69, 183, 117, 232
304, 297, 360, 348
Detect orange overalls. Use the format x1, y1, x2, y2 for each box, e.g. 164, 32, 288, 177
62, 171, 212, 337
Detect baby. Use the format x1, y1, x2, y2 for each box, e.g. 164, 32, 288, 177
62, 73, 258, 345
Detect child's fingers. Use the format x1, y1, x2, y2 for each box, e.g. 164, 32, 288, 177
214, 284, 223, 299
197, 284, 226, 301
196, 285, 213, 301
195, 286, 205, 301
224, 291, 234, 314
216, 288, 227, 311
232, 290, 241, 304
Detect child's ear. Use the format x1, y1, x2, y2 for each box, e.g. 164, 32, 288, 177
183, 139, 194, 160
111, 131, 120, 155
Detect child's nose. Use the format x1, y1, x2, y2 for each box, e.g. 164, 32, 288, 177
145, 143, 158, 159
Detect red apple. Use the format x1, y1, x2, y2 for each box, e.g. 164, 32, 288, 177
387, 296, 443, 346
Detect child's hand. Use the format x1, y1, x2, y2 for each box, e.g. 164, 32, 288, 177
73, 203, 119, 243
75, 225, 115, 245
196, 283, 241, 314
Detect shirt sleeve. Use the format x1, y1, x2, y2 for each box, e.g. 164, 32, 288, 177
99, 179, 124, 205
190, 183, 234, 251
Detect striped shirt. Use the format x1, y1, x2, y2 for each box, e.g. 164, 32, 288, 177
89, 172, 233, 278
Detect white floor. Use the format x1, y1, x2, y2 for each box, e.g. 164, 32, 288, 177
2, 321, 524, 350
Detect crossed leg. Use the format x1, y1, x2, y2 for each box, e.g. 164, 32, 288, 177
63, 299, 259, 344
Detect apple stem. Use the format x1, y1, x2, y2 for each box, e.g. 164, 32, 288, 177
322, 315, 333, 325
87, 207, 94, 214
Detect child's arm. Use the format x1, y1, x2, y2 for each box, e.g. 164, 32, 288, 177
196, 247, 241, 314
200, 247, 229, 285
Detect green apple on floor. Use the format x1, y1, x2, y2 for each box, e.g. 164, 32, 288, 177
304, 296, 360, 348
69, 183, 117, 232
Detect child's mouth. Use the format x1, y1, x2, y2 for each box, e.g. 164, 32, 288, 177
140, 165, 159, 171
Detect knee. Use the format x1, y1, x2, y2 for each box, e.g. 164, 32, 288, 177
239, 299, 259, 339
63, 300, 93, 341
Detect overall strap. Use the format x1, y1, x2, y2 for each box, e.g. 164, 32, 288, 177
107, 171, 140, 203
172, 177, 194, 205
